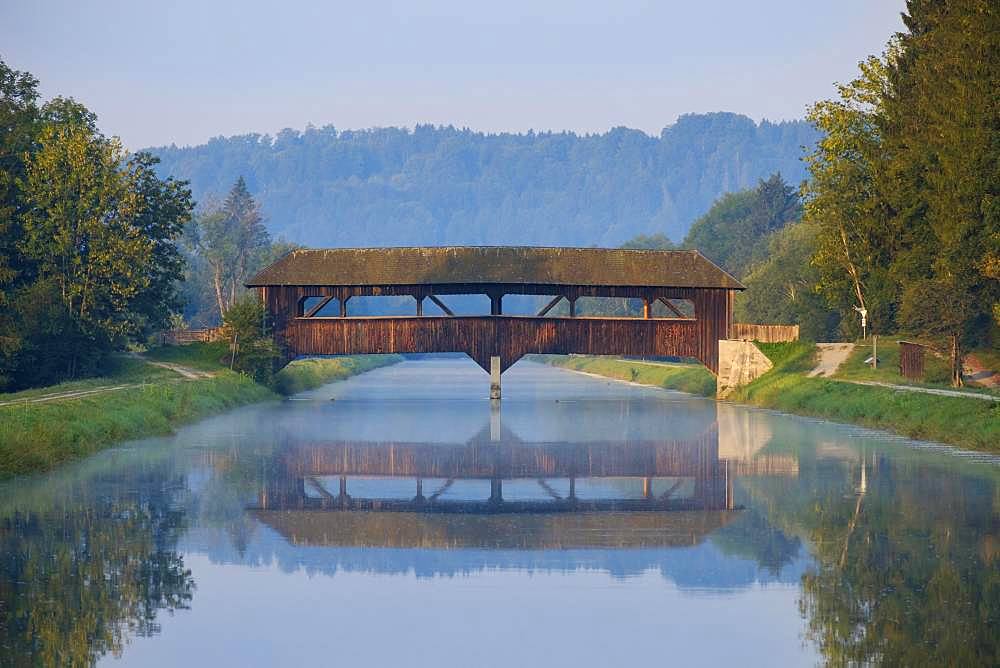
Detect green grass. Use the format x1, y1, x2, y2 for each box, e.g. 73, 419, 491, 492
755, 340, 817, 373
733, 342, 1000, 452
834, 337, 955, 386
535, 355, 716, 396
538, 344, 1000, 453
274, 354, 403, 395
0, 372, 275, 479
144, 341, 232, 371
0, 356, 176, 402
0, 344, 403, 479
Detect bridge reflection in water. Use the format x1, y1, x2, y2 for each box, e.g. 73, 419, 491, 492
249, 402, 796, 550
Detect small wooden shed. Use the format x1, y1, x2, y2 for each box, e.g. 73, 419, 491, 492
898, 341, 927, 380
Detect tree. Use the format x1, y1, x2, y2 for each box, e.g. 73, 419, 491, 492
191, 177, 270, 321
126, 151, 192, 334
16, 111, 191, 379
804, 53, 899, 339
0, 59, 41, 386
882, 0, 1000, 360
621, 233, 674, 250
736, 222, 839, 341
898, 279, 973, 385
683, 173, 801, 279
220, 296, 281, 384
806, 0, 1000, 351
148, 115, 820, 248
0, 61, 193, 389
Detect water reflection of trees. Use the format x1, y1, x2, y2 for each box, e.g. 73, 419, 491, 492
749, 453, 1000, 666
0, 471, 195, 666
711, 508, 803, 576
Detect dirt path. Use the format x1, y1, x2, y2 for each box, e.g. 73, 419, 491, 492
809, 343, 855, 378
963, 354, 999, 388
0, 356, 214, 407
0, 384, 142, 407
835, 379, 999, 402
142, 359, 215, 380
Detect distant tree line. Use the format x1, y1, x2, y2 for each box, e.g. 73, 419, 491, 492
149, 114, 819, 248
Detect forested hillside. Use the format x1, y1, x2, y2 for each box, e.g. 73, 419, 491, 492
149, 113, 818, 246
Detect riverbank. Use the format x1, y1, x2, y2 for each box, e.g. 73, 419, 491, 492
0, 345, 402, 479
539, 345, 1000, 452
534, 355, 716, 397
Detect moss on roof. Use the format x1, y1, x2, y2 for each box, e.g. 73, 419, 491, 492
247, 246, 743, 289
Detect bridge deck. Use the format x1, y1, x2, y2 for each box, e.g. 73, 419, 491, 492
282, 315, 704, 373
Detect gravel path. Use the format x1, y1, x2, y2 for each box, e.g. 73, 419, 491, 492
809, 343, 855, 378
835, 379, 1000, 402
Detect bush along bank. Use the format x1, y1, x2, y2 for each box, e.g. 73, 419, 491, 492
0, 345, 402, 479
538, 346, 1000, 453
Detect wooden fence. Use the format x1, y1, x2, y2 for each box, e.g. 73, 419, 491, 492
731, 323, 799, 343
156, 327, 225, 346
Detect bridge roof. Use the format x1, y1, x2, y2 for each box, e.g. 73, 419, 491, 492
247, 246, 743, 289
250, 509, 735, 549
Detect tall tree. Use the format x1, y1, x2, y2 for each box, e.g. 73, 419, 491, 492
683, 173, 801, 279
0, 60, 41, 384
804, 54, 899, 339
806, 0, 999, 376
3, 92, 192, 387
885, 0, 1000, 375
192, 177, 270, 321
736, 221, 839, 340
0, 61, 39, 297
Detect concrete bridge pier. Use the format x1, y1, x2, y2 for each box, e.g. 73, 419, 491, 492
490, 355, 502, 400
490, 400, 501, 441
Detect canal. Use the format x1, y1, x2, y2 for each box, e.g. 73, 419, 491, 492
1, 359, 998, 666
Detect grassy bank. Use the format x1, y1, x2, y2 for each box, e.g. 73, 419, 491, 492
0, 344, 402, 479
0, 372, 274, 478
535, 355, 716, 397
539, 346, 1000, 452
274, 354, 403, 395
731, 342, 1000, 452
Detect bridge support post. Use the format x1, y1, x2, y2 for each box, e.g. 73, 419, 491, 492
490, 400, 501, 441
490, 355, 501, 400
490, 477, 503, 503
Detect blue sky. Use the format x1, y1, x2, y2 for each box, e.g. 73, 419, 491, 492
2, 0, 905, 149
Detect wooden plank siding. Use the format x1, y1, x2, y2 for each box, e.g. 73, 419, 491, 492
275, 433, 721, 479
898, 341, 927, 380
156, 327, 225, 345
731, 323, 799, 343
260, 285, 734, 374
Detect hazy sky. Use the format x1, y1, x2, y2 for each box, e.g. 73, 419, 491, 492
2, 0, 905, 149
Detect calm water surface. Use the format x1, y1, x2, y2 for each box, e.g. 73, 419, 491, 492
2, 359, 998, 666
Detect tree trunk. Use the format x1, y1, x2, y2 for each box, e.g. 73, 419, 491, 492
838, 225, 870, 336
212, 265, 226, 323
950, 334, 963, 387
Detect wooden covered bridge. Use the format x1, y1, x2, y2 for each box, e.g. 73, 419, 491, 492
247, 246, 743, 397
